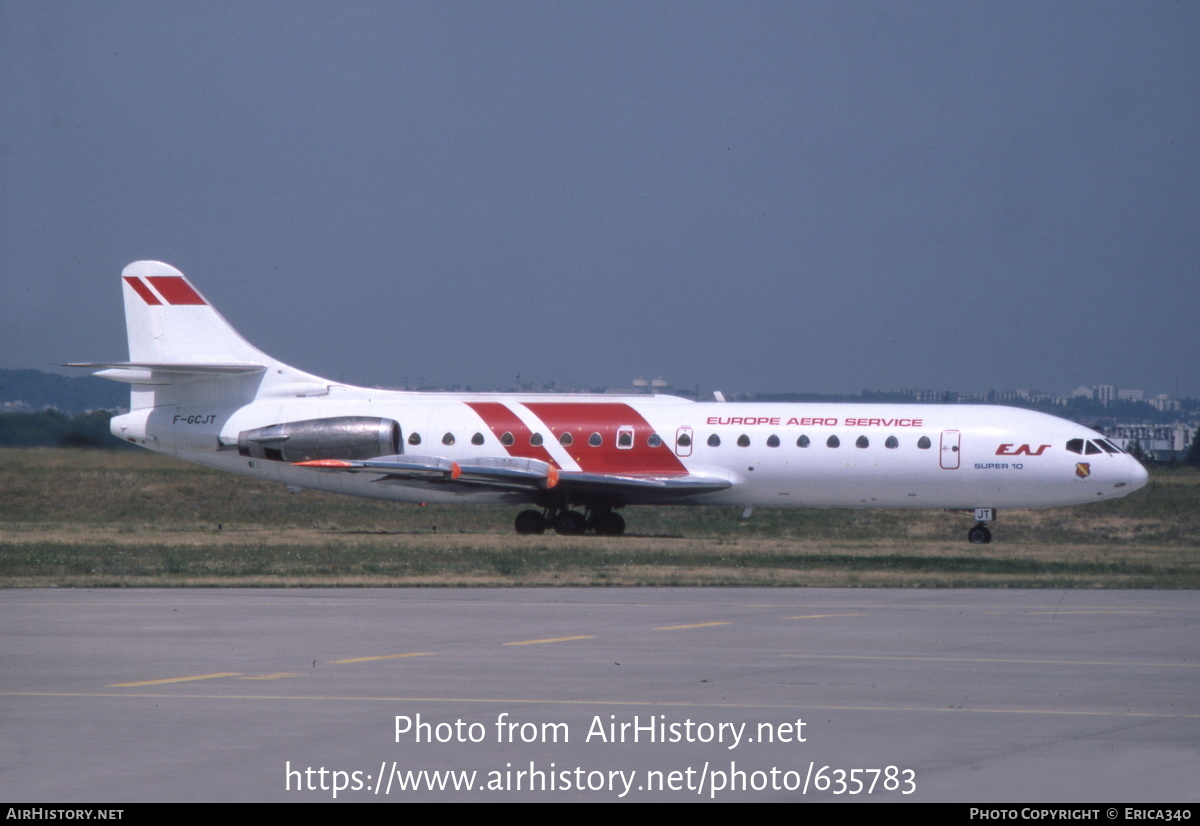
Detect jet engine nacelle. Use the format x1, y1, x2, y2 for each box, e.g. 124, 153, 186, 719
237, 417, 400, 463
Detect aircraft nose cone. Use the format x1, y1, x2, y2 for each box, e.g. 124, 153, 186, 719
1128, 459, 1149, 491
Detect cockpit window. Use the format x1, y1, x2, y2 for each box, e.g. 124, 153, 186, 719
1096, 440, 1118, 454
1085, 440, 1102, 455
1066, 438, 1084, 455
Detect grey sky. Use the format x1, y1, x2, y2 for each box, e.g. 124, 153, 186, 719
3, 2, 1197, 396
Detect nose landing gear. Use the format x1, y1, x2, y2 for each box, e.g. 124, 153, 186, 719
967, 524, 992, 544
966, 508, 995, 544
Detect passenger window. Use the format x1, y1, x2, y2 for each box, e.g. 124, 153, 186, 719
766, 435, 780, 448
501, 432, 514, 446
647, 433, 662, 448
737, 434, 750, 447
827, 435, 840, 448
1085, 441, 1102, 455
618, 431, 633, 448
530, 433, 544, 446
797, 435, 810, 448
917, 436, 931, 449
676, 433, 691, 448
589, 432, 602, 447
442, 433, 455, 446
1066, 438, 1083, 454
471, 432, 484, 446
408, 433, 422, 446
708, 434, 721, 447
559, 432, 573, 446
856, 435, 869, 448
885, 436, 899, 449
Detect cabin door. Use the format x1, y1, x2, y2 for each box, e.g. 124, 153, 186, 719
940, 430, 961, 469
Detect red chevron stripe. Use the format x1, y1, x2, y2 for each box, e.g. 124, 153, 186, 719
123, 276, 161, 305
146, 276, 206, 305
522, 402, 687, 475
464, 401, 559, 468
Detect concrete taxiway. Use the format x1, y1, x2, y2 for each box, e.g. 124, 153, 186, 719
1, 588, 1197, 802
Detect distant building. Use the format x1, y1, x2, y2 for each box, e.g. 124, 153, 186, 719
1103, 422, 1195, 461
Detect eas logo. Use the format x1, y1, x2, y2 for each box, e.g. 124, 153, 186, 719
995, 444, 1051, 456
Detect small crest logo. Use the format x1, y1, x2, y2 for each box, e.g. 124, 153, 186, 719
1076, 462, 1091, 479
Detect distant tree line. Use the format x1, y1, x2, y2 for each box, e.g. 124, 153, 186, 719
0, 410, 128, 449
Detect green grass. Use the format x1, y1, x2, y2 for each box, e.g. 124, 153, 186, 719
1, 448, 1196, 588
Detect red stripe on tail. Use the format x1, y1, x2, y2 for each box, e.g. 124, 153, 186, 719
146, 276, 206, 305
123, 276, 161, 305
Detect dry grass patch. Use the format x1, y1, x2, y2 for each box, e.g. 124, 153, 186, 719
2, 448, 1197, 588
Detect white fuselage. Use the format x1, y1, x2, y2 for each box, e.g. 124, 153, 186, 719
114, 390, 1148, 512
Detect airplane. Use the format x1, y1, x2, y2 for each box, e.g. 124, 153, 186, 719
72, 261, 1149, 544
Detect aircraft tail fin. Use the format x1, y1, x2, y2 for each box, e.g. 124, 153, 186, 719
72, 261, 329, 409
118, 260, 271, 366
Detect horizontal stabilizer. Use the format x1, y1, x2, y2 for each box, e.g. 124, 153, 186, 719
67, 361, 266, 385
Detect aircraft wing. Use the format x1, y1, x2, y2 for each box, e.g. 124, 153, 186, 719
294, 455, 560, 490
293, 455, 461, 482
293, 455, 732, 501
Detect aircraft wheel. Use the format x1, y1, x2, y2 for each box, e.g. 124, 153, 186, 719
593, 511, 626, 536
967, 525, 992, 544
555, 510, 588, 535
514, 509, 546, 535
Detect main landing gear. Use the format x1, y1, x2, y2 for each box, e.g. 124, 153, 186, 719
513, 506, 626, 536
